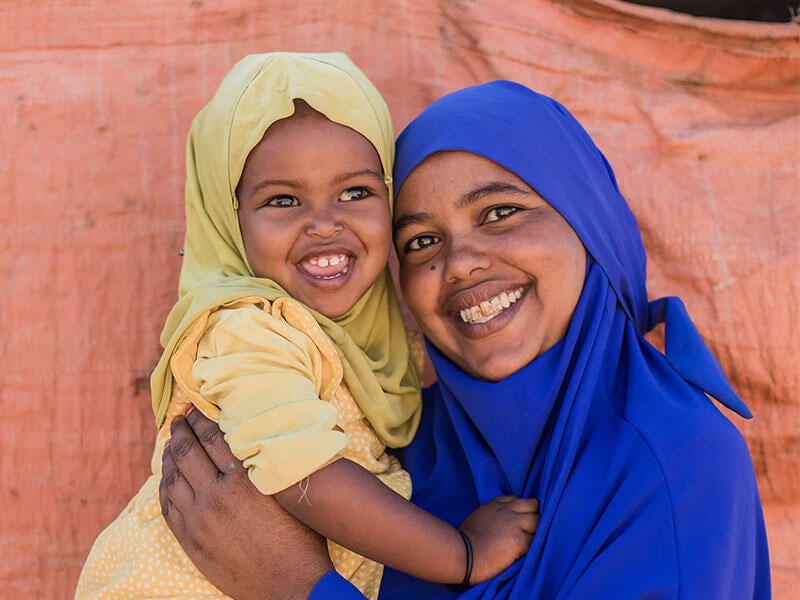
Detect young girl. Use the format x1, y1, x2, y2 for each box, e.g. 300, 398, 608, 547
75, 52, 537, 599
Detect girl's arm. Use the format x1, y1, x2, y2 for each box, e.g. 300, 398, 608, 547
275, 457, 537, 585
160, 410, 536, 599
187, 307, 536, 584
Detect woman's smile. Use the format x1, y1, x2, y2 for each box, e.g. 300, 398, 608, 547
455, 286, 525, 325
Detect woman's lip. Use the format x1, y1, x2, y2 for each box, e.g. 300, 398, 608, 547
456, 287, 525, 324
447, 284, 529, 313
446, 286, 528, 338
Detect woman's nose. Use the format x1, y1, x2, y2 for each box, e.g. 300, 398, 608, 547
304, 207, 344, 238
443, 239, 492, 283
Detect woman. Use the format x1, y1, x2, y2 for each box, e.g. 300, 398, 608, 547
160, 81, 770, 599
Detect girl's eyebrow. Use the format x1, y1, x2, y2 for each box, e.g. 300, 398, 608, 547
247, 178, 300, 196
332, 168, 384, 185
456, 182, 531, 209
247, 169, 383, 196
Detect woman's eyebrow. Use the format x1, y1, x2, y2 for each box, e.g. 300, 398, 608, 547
457, 182, 530, 209
393, 212, 431, 236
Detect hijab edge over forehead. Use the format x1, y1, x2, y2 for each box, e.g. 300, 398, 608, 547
151, 52, 421, 442
393, 80, 747, 416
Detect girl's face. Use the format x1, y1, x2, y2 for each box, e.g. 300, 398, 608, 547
236, 105, 391, 318
394, 151, 586, 382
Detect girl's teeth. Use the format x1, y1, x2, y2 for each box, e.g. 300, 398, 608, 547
458, 287, 524, 324
310, 254, 346, 268
305, 254, 350, 278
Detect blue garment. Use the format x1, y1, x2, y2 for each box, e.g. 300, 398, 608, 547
311, 81, 770, 599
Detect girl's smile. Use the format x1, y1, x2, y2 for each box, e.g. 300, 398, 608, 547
297, 249, 352, 282
236, 103, 391, 319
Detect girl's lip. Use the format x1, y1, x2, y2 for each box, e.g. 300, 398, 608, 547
296, 257, 355, 288
299, 252, 352, 278
297, 244, 355, 262
297, 243, 354, 270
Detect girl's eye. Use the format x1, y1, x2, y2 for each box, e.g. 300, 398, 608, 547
339, 187, 370, 202
404, 234, 440, 253
267, 195, 298, 208
484, 205, 519, 224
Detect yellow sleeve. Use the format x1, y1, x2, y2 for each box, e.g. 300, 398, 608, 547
191, 304, 348, 495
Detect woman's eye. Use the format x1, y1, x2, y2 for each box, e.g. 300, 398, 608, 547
484, 205, 519, 223
266, 195, 298, 208
404, 234, 440, 253
339, 187, 370, 202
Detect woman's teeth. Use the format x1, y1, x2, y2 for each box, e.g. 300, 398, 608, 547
458, 288, 523, 324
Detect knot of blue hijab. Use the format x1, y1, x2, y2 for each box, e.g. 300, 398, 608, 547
394, 80, 749, 418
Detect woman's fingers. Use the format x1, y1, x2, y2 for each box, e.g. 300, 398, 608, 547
159, 442, 189, 534
184, 408, 244, 476
168, 414, 223, 486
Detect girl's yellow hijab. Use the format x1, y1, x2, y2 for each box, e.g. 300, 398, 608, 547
151, 52, 421, 447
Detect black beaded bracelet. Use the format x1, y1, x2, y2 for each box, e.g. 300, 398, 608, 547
447, 529, 473, 592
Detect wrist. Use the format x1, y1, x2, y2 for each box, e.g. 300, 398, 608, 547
447, 529, 474, 592
300, 560, 336, 599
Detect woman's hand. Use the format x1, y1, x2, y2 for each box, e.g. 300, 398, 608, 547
159, 409, 333, 600
459, 496, 539, 585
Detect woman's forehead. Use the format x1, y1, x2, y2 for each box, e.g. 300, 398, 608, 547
395, 151, 540, 212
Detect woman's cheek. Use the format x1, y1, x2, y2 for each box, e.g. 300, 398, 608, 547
399, 259, 434, 313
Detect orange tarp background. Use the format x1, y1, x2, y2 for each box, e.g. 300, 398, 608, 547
1, 1, 797, 597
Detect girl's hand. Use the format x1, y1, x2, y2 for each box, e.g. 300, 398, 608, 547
159, 409, 333, 600
459, 495, 540, 585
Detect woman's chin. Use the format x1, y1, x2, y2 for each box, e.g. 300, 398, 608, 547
454, 351, 535, 383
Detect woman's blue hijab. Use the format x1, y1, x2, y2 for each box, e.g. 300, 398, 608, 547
382, 81, 769, 599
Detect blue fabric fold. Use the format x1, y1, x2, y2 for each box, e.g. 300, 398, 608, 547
648, 296, 751, 417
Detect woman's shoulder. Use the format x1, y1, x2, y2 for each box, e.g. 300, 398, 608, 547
620, 381, 753, 475
611, 379, 761, 539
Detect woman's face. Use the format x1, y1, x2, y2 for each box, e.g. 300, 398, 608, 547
394, 151, 586, 382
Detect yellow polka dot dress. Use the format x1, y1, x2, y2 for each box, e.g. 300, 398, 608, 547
76, 298, 413, 600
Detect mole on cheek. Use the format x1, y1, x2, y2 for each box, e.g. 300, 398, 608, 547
430, 265, 436, 271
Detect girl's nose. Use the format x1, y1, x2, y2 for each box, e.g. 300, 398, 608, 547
305, 207, 344, 238
442, 239, 492, 283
